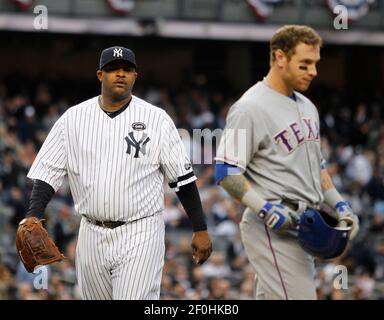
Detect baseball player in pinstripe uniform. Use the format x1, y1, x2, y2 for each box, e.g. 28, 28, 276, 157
215, 25, 359, 299
24, 46, 212, 300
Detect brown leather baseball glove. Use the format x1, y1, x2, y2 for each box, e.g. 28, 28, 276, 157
16, 217, 65, 273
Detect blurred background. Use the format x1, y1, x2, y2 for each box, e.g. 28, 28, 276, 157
0, 0, 384, 300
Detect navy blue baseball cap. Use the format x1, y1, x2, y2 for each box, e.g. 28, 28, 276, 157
99, 46, 137, 70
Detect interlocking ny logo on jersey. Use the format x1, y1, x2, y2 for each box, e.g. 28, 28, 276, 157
125, 132, 150, 158
113, 48, 123, 57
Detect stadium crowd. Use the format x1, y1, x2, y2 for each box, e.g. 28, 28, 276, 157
0, 72, 383, 300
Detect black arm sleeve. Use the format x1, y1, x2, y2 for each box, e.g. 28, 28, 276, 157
175, 181, 207, 232
26, 179, 55, 219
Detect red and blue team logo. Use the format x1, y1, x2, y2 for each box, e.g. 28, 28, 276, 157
106, 0, 135, 14
12, 0, 33, 10
326, 0, 375, 20
247, 0, 283, 20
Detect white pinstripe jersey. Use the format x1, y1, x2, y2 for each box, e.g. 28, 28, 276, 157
28, 95, 195, 222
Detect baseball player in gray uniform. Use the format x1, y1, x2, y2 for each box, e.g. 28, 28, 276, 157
215, 25, 359, 299
24, 46, 212, 299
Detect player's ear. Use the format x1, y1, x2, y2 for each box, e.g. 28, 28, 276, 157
96, 70, 103, 82
275, 49, 287, 67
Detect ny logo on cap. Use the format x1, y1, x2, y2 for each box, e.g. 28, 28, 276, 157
113, 48, 123, 57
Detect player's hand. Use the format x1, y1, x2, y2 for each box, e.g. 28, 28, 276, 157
258, 202, 299, 233
335, 201, 359, 240
191, 230, 212, 265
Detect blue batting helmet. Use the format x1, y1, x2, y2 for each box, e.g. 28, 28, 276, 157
298, 209, 350, 259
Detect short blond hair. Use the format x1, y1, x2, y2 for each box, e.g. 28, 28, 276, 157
270, 25, 322, 64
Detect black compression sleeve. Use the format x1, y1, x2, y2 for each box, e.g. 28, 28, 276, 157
175, 181, 207, 232
26, 179, 55, 219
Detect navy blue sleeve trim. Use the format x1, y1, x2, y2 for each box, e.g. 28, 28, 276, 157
214, 162, 242, 184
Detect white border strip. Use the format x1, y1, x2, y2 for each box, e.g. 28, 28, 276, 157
0, 13, 144, 35
1, 14, 384, 46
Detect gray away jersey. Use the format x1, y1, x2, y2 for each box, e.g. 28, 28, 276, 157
28, 95, 195, 222
216, 81, 324, 206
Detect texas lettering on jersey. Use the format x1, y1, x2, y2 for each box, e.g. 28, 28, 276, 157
273, 118, 320, 153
